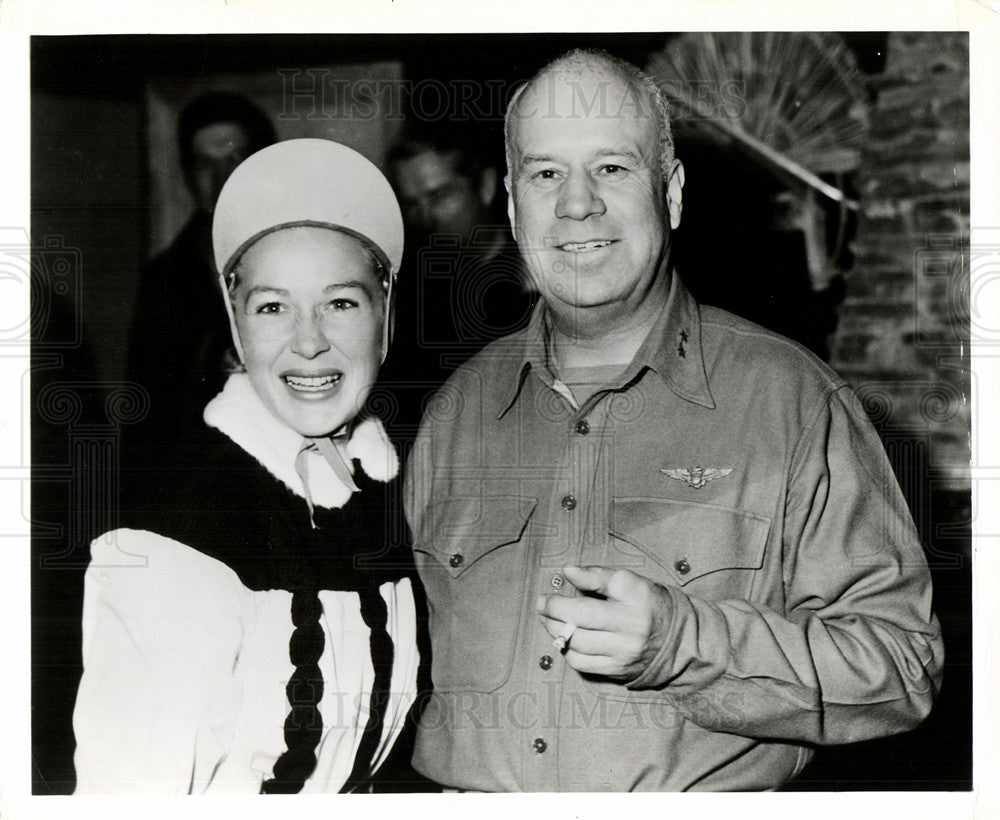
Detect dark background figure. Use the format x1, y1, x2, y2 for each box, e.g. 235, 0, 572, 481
124, 92, 276, 466
378, 118, 535, 448
31, 264, 104, 797
673, 138, 851, 361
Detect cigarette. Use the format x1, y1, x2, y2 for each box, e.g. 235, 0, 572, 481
554, 622, 577, 652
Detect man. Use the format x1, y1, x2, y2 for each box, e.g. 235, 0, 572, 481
381, 122, 534, 446
404, 49, 943, 791
125, 92, 276, 465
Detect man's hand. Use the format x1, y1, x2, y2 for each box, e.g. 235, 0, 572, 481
536, 565, 674, 681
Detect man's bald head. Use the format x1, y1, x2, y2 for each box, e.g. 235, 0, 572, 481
504, 49, 676, 187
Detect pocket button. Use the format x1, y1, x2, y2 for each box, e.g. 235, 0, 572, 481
550, 574, 564, 589
532, 737, 547, 754
674, 558, 691, 575
449, 553, 464, 568
561, 495, 577, 511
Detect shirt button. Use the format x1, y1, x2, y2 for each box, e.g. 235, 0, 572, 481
532, 737, 547, 754
550, 574, 564, 589
561, 494, 577, 511
574, 419, 590, 435
449, 553, 464, 568
539, 654, 554, 670
674, 559, 691, 575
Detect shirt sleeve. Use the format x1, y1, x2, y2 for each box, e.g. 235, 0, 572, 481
73, 530, 251, 793
628, 384, 945, 745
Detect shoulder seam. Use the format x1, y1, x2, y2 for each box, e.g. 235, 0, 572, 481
701, 316, 847, 389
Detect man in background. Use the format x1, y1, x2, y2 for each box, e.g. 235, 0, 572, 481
381, 121, 534, 447
125, 92, 276, 465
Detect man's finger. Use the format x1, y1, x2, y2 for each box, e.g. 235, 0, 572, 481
536, 592, 621, 631
562, 649, 618, 677
564, 565, 647, 604
545, 622, 630, 658
561, 564, 617, 596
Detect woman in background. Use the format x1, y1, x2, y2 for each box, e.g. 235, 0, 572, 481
73, 139, 419, 794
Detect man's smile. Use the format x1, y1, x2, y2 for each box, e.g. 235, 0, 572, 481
556, 239, 617, 253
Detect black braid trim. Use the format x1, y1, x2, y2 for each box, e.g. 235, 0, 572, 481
339, 585, 394, 793
261, 588, 325, 794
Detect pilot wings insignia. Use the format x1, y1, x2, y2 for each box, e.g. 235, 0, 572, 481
660, 466, 733, 489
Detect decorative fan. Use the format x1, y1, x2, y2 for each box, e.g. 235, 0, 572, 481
647, 32, 868, 207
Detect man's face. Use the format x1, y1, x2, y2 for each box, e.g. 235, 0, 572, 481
506, 69, 683, 317
189, 121, 253, 212
231, 226, 386, 438
393, 149, 496, 245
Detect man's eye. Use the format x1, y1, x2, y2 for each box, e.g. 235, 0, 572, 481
599, 164, 627, 175
533, 169, 560, 181
254, 302, 285, 315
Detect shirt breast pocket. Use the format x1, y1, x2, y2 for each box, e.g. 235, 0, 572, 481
597, 497, 771, 704
413, 494, 537, 693
608, 497, 771, 603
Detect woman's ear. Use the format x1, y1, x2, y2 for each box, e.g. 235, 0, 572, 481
219, 273, 246, 364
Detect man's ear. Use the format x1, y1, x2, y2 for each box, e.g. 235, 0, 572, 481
505, 174, 517, 233
666, 159, 685, 230
478, 167, 498, 208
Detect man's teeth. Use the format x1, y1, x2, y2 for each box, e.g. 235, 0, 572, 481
284, 374, 342, 391
561, 240, 612, 252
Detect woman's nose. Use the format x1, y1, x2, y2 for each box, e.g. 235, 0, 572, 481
290, 313, 332, 359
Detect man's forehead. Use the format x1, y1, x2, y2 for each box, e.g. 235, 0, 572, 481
510, 76, 659, 161
513, 64, 653, 120
511, 68, 658, 145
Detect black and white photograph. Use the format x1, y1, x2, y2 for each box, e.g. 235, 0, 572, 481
2, 2, 996, 817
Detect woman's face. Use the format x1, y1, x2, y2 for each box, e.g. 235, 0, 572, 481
231, 226, 385, 437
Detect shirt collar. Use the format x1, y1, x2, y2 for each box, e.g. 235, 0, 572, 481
496, 270, 715, 418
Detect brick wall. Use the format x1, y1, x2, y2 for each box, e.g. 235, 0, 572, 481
829, 32, 970, 492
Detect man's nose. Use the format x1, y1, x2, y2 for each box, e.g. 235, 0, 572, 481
555, 172, 606, 220
291, 313, 332, 359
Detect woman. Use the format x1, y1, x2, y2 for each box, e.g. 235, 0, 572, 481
73, 139, 419, 794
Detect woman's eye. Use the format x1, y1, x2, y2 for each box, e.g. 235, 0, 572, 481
254, 302, 285, 315
329, 298, 359, 311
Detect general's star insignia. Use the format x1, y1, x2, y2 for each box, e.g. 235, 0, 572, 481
660, 465, 733, 489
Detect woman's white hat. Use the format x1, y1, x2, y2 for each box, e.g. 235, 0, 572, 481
211, 138, 403, 365
212, 138, 403, 279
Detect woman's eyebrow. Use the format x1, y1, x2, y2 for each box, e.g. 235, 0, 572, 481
244, 285, 289, 298
323, 281, 371, 293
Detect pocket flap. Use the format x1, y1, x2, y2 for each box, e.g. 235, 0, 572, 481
414, 495, 537, 578
609, 497, 770, 587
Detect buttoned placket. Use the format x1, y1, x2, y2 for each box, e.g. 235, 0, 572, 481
525, 379, 618, 790
481, 287, 713, 790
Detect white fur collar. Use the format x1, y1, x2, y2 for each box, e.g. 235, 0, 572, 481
203, 373, 399, 510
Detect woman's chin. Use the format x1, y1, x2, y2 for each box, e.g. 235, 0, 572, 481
268, 399, 356, 439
